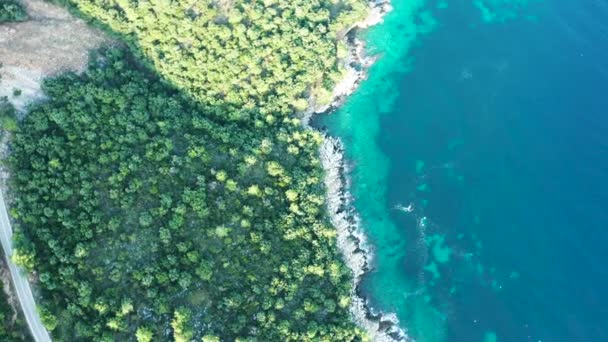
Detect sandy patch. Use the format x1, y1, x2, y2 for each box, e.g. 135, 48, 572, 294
0, 0, 109, 112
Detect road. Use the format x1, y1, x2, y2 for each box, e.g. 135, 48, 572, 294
0, 189, 52, 342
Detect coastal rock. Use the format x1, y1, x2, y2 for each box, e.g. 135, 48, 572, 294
306, 1, 409, 340
320, 137, 410, 342
301, 0, 392, 126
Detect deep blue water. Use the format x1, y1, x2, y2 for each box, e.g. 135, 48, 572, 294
323, 0, 608, 340
383, 1, 608, 340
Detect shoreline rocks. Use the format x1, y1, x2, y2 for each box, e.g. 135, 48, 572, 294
302, 0, 392, 126
311, 1, 412, 341
320, 137, 409, 342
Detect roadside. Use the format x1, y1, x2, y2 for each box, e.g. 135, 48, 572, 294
0, 0, 110, 340
0, 75, 50, 341
0, 126, 49, 341
0, 245, 33, 341
0, 182, 50, 341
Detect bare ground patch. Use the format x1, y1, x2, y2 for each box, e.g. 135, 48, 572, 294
0, 0, 109, 112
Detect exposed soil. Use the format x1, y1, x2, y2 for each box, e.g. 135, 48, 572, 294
0, 0, 109, 112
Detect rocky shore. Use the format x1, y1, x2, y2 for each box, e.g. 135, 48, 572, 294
302, 0, 393, 125
313, 1, 412, 340
320, 138, 409, 342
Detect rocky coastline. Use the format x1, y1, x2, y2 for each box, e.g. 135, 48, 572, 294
302, 0, 393, 125
312, 1, 412, 341
320, 138, 409, 342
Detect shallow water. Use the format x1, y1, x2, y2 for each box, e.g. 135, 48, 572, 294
319, 0, 608, 341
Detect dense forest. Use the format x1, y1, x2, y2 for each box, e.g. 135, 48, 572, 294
11, 48, 363, 341
0, 0, 27, 22
9, 0, 372, 340
58, 0, 368, 121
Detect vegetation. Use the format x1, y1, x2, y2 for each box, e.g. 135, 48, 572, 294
9, 0, 373, 339
0, 251, 32, 341
11, 48, 363, 341
58, 0, 368, 121
0, 0, 27, 23
0, 97, 18, 133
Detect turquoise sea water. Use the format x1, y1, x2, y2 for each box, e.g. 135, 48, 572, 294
318, 0, 608, 341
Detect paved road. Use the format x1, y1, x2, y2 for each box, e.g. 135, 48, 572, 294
0, 189, 51, 342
